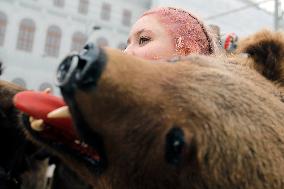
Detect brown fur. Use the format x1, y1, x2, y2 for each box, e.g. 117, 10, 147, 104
25, 44, 283, 189
0, 80, 49, 189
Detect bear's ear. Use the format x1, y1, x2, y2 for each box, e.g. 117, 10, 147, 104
237, 29, 284, 82
165, 126, 197, 167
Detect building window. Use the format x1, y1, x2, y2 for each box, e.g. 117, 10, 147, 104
122, 9, 132, 26
53, 0, 65, 8
71, 32, 87, 52
16, 18, 35, 52
78, 0, 89, 15
101, 3, 111, 21
117, 42, 126, 50
96, 37, 108, 47
39, 82, 53, 93
0, 12, 7, 46
44, 25, 61, 57
11, 78, 26, 88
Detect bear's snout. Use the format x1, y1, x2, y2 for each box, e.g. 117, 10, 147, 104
56, 42, 107, 93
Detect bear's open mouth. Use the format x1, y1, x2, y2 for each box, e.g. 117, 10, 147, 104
22, 43, 108, 172
22, 113, 105, 173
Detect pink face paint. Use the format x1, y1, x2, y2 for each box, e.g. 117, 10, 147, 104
142, 7, 214, 56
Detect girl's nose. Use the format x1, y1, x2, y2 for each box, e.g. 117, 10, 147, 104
124, 46, 135, 56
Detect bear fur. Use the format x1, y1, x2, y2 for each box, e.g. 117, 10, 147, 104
76, 51, 284, 189
1, 29, 284, 189
0, 75, 49, 189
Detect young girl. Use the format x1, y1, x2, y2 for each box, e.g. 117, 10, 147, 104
124, 7, 218, 60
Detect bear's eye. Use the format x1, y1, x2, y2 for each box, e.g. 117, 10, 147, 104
165, 127, 186, 166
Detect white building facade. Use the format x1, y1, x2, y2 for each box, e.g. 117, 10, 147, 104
0, 0, 151, 94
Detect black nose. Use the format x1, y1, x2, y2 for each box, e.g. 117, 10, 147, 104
56, 43, 107, 93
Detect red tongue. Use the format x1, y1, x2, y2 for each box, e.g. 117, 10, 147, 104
13, 91, 101, 161
13, 91, 77, 138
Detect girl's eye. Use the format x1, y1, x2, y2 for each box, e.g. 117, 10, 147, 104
139, 36, 150, 45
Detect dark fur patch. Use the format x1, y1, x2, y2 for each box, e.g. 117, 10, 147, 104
245, 40, 282, 81
0, 61, 3, 76
237, 30, 284, 84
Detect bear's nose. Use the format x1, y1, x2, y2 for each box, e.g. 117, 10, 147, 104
56, 42, 107, 93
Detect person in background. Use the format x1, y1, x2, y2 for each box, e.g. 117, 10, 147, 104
221, 32, 239, 53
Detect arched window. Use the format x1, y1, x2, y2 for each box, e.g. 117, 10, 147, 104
39, 82, 53, 93
96, 37, 108, 47
122, 9, 132, 27
44, 25, 61, 57
0, 12, 7, 46
70, 32, 87, 52
17, 18, 35, 52
53, 0, 65, 8
78, 0, 89, 15
11, 78, 26, 88
117, 42, 126, 50
101, 3, 111, 21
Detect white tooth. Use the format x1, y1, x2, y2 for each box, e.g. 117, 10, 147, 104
47, 106, 71, 119
31, 119, 45, 131
74, 140, 81, 144
29, 116, 34, 122
43, 88, 52, 94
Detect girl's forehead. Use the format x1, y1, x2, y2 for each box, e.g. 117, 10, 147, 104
129, 15, 162, 36
127, 15, 172, 47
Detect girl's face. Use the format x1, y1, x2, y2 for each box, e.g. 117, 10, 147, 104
124, 15, 176, 60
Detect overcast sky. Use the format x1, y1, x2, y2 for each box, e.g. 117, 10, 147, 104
153, 0, 278, 14
252, 0, 280, 12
